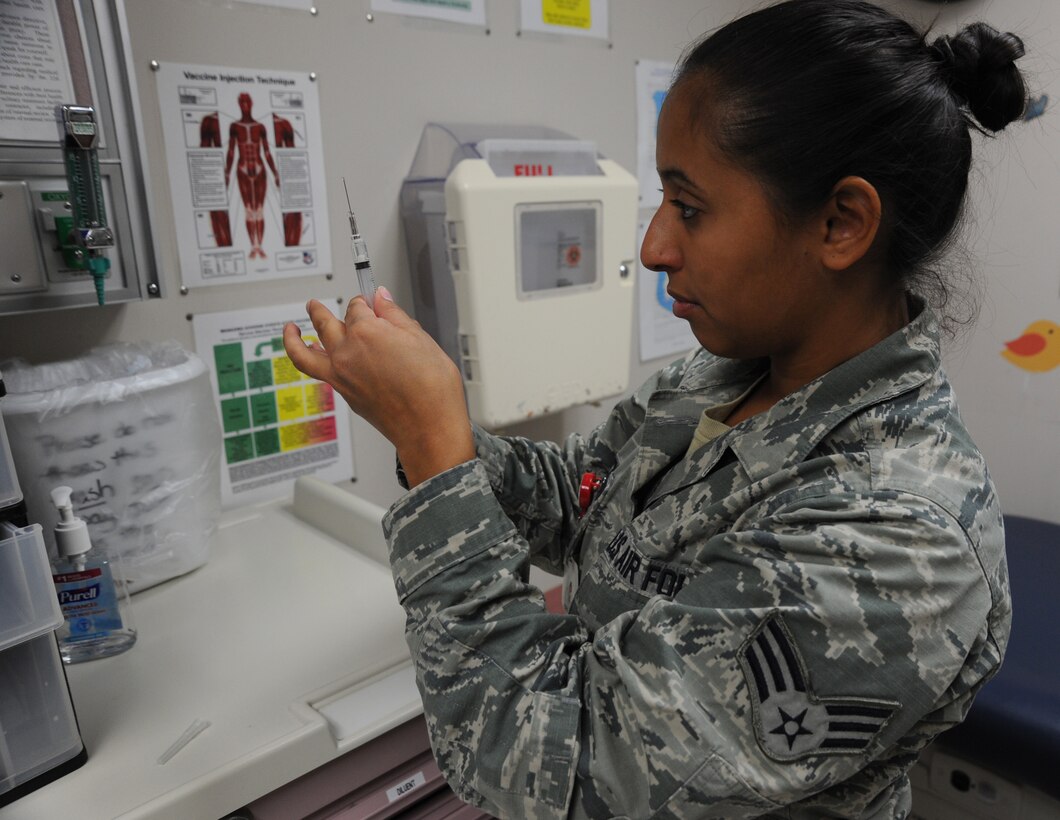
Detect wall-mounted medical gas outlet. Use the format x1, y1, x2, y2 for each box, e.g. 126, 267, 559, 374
0, 0, 159, 315
0, 174, 129, 304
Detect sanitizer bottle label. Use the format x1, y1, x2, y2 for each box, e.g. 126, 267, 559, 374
53, 565, 124, 639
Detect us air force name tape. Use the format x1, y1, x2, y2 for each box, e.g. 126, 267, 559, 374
603, 527, 690, 599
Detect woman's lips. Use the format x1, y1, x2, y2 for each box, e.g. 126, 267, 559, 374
669, 292, 698, 319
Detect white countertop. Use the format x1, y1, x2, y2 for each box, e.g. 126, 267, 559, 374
1, 478, 421, 820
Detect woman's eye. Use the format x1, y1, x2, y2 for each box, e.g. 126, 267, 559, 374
670, 199, 699, 220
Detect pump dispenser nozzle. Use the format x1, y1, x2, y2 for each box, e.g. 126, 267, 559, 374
50, 485, 92, 561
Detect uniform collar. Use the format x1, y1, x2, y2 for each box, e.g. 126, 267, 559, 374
727, 297, 940, 482
638, 297, 941, 498
631, 357, 762, 495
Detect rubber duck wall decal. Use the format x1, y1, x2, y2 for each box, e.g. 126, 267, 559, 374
1001, 320, 1060, 373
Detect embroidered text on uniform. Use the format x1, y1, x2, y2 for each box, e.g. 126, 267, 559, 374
604, 528, 689, 598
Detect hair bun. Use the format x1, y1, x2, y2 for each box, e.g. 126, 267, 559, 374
930, 22, 1027, 132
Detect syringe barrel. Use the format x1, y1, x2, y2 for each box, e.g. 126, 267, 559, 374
356, 262, 377, 310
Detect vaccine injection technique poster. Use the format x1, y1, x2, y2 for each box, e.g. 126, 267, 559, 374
155, 62, 332, 289
193, 301, 354, 508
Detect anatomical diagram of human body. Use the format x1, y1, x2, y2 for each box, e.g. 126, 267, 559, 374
199, 111, 232, 247
225, 93, 279, 259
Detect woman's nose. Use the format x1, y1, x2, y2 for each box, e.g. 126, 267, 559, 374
640, 207, 680, 273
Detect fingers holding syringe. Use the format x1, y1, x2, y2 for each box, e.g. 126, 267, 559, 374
303, 298, 351, 348
282, 320, 333, 384
286, 291, 468, 460
344, 293, 377, 324
284, 298, 393, 411
281, 300, 343, 377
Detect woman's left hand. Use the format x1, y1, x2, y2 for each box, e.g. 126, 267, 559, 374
282, 288, 475, 487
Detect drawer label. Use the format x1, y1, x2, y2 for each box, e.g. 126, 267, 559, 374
386, 770, 426, 803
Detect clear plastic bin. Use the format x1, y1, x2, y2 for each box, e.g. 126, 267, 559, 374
0, 378, 21, 511
0, 524, 62, 653
0, 632, 85, 803
2, 342, 221, 593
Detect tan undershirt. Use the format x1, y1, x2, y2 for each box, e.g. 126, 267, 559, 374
686, 376, 765, 458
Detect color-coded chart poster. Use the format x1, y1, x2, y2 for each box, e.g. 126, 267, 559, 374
192, 301, 353, 507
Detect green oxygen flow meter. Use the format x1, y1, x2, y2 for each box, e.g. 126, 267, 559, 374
58, 105, 114, 305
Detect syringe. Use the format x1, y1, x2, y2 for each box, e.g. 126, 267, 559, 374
342, 178, 377, 310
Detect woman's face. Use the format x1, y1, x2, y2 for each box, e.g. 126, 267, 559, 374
641, 86, 830, 362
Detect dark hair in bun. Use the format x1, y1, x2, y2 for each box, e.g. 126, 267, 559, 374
674, 0, 1029, 316
930, 23, 1027, 132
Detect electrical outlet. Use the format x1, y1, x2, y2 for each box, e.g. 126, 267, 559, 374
928, 750, 1023, 819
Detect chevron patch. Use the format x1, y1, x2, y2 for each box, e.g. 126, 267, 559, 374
739, 613, 900, 761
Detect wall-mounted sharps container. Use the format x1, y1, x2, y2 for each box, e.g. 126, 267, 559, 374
401, 124, 638, 428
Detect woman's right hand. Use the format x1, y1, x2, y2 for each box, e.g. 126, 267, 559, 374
282, 288, 475, 487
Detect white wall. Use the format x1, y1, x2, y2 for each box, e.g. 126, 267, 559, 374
1, 0, 1056, 523
882, 0, 1060, 523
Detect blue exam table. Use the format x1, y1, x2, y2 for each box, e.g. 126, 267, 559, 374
936, 515, 1060, 801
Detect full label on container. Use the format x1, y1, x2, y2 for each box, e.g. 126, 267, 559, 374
53, 565, 123, 638
542, 0, 591, 29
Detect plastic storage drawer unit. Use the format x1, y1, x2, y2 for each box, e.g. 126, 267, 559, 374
0, 523, 86, 807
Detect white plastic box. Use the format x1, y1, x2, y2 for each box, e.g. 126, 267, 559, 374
0, 524, 62, 651
0, 523, 86, 806
401, 124, 638, 428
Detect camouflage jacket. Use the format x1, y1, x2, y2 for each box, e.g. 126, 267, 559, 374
382, 302, 1009, 819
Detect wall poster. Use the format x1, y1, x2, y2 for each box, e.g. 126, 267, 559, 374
192, 301, 354, 507
519, 0, 608, 39
637, 218, 696, 362
0, 0, 77, 142
370, 0, 486, 27
635, 59, 674, 209
154, 62, 332, 289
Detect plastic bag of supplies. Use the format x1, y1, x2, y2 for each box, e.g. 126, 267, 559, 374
2, 341, 222, 593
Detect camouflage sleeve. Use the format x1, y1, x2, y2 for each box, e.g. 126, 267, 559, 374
383, 468, 1000, 819
466, 353, 697, 575
383, 459, 587, 817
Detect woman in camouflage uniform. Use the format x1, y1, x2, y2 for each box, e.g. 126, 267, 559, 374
285, 1, 1028, 817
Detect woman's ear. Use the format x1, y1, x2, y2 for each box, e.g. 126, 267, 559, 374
818, 176, 883, 271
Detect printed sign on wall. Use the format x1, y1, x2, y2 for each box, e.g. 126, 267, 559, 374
519, 0, 609, 40
371, 0, 486, 26
635, 60, 674, 209
155, 62, 332, 289
637, 218, 697, 362
192, 301, 354, 507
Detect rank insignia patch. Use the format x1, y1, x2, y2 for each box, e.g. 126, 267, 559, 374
739, 613, 899, 761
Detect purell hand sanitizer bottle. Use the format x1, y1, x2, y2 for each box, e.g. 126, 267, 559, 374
49, 486, 136, 663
